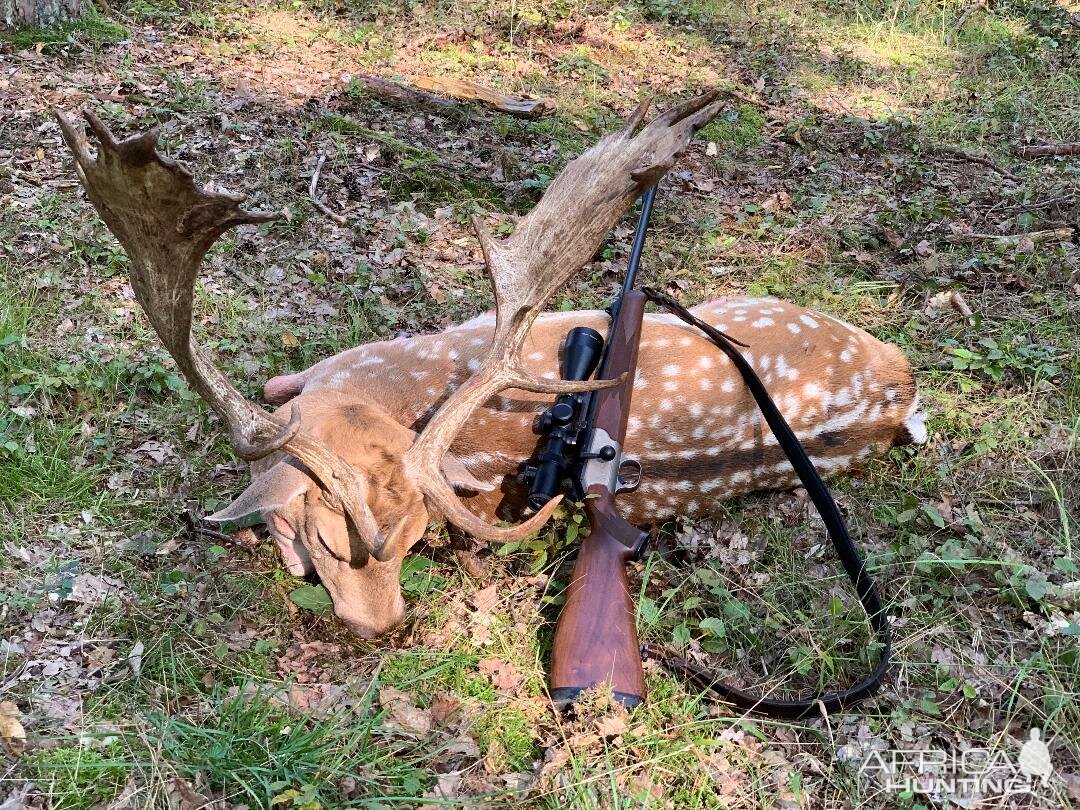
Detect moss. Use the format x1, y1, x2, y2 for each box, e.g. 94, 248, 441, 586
697, 104, 765, 150
2, 9, 128, 52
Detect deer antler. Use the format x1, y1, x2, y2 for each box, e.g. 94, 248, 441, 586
56, 111, 395, 561
404, 91, 723, 541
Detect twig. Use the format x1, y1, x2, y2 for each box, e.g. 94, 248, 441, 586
948, 0, 988, 44
308, 153, 349, 226
946, 227, 1074, 246
182, 511, 235, 544
716, 85, 769, 109
930, 144, 1021, 182
1016, 142, 1080, 158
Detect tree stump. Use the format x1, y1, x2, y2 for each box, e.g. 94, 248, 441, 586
2, 0, 81, 29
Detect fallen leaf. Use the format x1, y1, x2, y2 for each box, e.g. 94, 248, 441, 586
379, 687, 432, 734
0, 702, 26, 755
67, 573, 124, 606
430, 693, 461, 725
168, 777, 211, 810
128, 641, 145, 676
470, 584, 499, 615
478, 658, 523, 691
596, 714, 628, 738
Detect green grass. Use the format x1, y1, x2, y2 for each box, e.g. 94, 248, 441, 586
1, 0, 1077, 805
25, 745, 128, 810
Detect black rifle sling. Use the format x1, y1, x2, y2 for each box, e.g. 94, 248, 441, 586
639, 288, 891, 720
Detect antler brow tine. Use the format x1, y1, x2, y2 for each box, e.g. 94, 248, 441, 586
56, 109, 388, 560
403, 91, 723, 541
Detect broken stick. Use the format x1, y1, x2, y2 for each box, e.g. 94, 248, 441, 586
410, 76, 551, 119
1016, 143, 1080, 158
308, 153, 348, 226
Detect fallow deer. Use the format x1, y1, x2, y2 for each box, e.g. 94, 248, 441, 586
57, 93, 924, 639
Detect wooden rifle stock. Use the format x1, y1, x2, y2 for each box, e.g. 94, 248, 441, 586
550, 291, 649, 708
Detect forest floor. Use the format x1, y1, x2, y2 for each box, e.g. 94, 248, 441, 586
1, 0, 1078, 807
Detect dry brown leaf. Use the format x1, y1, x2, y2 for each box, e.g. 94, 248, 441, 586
379, 687, 432, 734
596, 714, 628, 738
430, 693, 461, 726
478, 657, 523, 691
470, 584, 499, 615
0, 702, 26, 755
167, 777, 211, 810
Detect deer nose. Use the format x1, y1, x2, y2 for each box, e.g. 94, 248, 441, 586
334, 595, 406, 639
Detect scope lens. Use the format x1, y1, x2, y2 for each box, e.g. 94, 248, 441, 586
561, 327, 604, 381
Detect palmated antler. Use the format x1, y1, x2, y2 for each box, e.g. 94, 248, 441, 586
404, 91, 723, 540
56, 111, 395, 561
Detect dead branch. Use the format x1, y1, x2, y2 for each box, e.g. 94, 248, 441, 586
410, 76, 552, 119
308, 153, 348, 226
1016, 142, 1080, 158
930, 144, 1020, 182
948, 0, 988, 44
351, 75, 464, 116
716, 85, 768, 109
946, 227, 1074, 246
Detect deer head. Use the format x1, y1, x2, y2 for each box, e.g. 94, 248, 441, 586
58, 93, 723, 636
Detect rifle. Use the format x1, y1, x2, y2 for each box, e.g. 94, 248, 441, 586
523, 187, 892, 716
522, 186, 657, 708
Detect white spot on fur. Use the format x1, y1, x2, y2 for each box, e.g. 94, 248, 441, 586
752, 317, 775, 328
787, 322, 801, 334
663, 364, 681, 376
800, 314, 819, 329
904, 396, 928, 444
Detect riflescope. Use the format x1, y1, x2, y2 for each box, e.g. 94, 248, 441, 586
520, 326, 604, 511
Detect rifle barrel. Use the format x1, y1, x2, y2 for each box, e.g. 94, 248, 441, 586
622, 185, 657, 299
602, 186, 656, 376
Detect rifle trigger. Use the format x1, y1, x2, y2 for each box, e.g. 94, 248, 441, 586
614, 459, 642, 494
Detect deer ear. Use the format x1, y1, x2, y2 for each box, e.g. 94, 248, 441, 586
441, 454, 498, 493
205, 462, 312, 527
